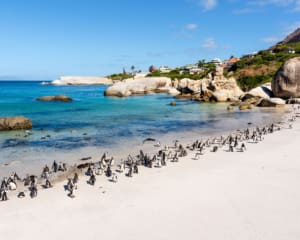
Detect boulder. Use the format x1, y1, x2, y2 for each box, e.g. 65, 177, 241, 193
208, 77, 244, 102
168, 88, 181, 96
286, 98, 300, 104
0, 116, 32, 131
212, 90, 229, 102
104, 77, 173, 97
227, 105, 234, 111
239, 104, 253, 111
178, 78, 201, 93
37, 95, 73, 102
257, 98, 286, 107
272, 57, 300, 98
247, 83, 273, 99
240, 94, 262, 105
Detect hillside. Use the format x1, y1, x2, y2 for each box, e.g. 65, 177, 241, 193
229, 29, 300, 91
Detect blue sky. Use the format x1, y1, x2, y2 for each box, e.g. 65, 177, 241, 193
0, 0, 300, 80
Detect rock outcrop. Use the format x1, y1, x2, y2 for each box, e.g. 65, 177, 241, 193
37, 95, 73, 102
272, 57, 300, 98
104, 77, 175, 97
0, 117, 32, 131
51, 76, 113, 86
104, 67, 243, 101
175, 66, 244, 102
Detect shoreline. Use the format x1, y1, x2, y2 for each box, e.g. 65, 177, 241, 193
0, 106, 299, 240
0, 107, 291, 195
0, 104, 287, 177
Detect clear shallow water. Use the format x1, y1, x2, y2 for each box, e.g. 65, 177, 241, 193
0, 81, 286, 176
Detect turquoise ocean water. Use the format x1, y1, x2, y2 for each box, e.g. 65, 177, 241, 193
0, 81, 286, 175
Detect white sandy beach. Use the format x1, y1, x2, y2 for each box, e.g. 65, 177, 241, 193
1, 111, 300, 240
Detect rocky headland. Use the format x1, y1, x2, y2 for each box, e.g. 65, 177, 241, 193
51, 76, 113, 86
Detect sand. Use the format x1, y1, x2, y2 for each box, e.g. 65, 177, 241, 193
0, 111, 300, 240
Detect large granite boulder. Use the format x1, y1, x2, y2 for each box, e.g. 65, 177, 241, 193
272, 57, 300, 98
209, 77, 244, 102
0, 116, 32, 131
37, 95, 73, 102
51, 76, 113, 86
104, 77, 176, 97
178, 78, 201, 93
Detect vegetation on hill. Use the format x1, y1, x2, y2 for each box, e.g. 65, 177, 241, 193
228, 42, 300, 91
146, 61, 215, 80
107, 72, 133, 81
107, 29, 300, 91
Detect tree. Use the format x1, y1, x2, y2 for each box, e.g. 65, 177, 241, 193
131, 65, 135, 79
197, 59, 205, 68
149, 65, 156, 73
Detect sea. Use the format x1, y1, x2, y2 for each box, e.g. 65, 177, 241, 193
0, 81, 287, 176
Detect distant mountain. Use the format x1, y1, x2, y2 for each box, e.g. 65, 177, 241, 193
270, 28, 300, 49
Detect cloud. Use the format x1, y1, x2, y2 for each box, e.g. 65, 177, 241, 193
294, 0, 300, 11
248, 0, 293, 6
202, 38, 218, 49
233, 8, 259, 14
198, 0, 218, 11
185, 23, 198, 30
247, 0, 300, 11
261, 36, 279, 43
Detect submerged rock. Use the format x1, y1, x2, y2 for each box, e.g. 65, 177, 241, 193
37, 95, 73, 102
0, 116, 32, 131
239, 104, 253, 111
170, 101, 176, 106
257, 98, 286, 107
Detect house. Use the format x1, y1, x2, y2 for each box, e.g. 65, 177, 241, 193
189, 67, 204, 75
223, 57, 240, 69
284, 47, 296, 54
242, 52, 258, 59
180, 64, 204, 75
211, 58, 222, 66
159, 66, 172, 73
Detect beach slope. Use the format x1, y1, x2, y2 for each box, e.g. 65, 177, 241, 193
1, 118, 300, 240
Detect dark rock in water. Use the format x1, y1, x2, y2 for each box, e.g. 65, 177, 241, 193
257, 98, 285, 107
227, 105, 234, 111
0, 116, 32, 131
81, 156, 92, 161
36, 95, 73, 102
239, 104, 253, 111
143, 138, 156, 143
170, 101, 176, 106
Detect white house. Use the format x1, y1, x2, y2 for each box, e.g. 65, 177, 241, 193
211, 58, 222, 66
159, 66, 172, 73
